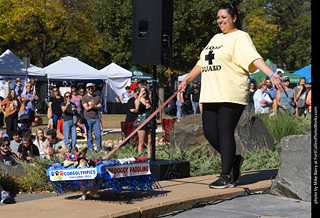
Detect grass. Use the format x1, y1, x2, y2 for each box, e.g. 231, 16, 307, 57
0, 112, 311, 194
256, 112, 311, 146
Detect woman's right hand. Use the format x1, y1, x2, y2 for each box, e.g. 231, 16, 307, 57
139, 90, 146, 98
178, 80, 188, 93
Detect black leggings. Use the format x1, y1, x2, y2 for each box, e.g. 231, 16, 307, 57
202, 103, 244, 175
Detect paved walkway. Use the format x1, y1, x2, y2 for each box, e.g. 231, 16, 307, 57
0, 169, 279, 218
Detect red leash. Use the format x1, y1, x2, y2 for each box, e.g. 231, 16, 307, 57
102, 91, 179, 160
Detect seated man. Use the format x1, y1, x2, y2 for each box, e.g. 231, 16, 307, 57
42, 129, 68, 160
17, 133, 40, 162
120, 86, 134, 104
0, 138, 18, 166
9, 131, 21, 155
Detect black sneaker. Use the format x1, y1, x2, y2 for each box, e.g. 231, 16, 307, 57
231, 155, 244, 183
209, 174, 235, 189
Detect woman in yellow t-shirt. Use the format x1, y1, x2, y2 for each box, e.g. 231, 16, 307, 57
178, 2, 283, 189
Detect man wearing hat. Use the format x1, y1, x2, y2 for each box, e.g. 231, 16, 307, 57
14, 78, 23, 99
82, 83, 102, 153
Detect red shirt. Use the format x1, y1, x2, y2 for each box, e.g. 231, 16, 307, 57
130, 83, 138, 91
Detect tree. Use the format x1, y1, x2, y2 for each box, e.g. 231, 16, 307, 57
245, 0, 311, 70
0, 0, 103, 67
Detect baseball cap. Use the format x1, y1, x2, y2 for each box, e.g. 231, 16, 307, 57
283, 76, 290, 82
86, 83, 95, 88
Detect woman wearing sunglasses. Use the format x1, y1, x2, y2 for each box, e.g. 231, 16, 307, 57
61, 92, 78, 152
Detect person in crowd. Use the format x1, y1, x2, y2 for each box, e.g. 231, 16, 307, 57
61, 92, 77, 151
21, 83, 39, 131
293, 77, 309, 117
48, 87, 63, 130
125, 87, 139, 122
178, 2, 283, 189
21, 79, 36, 96
46, 86, 54, 130
78, 87, 85, 114
306, 88, 311, 118
70, 87, 82, 113
82, 83, 102, 153
14, 78, 23, 101
265, 78, 277, 99
176, 90, 184, 122
77, 115, 87, 140
42, 129, 68, 160
3, 77, 11, 99
33, 128, 45, 159
0, 138, 17, 204
135, 86, 152, 155
276, 76, 298, 115
265, 78, 278, 116
16, 133, 40, 162
0, 95, 4, 138
9, 131, 21, 155
190, 81, 201, 114
246, 81, 256, 112
56, 118, 64, 140
253, 80, 273, 114
79, 87, 85, 99
130, 78, 139, 91
1, 89, 20, 139
120, 86, 134, 104
0, 184, 12, 204
0, 137, 18, 166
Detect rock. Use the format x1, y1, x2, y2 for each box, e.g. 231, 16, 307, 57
0, 161, 25, 177
235, 110, 275, 153
171, 114, 206, 149
171, 110, 274, 154
270, 135, 311, 201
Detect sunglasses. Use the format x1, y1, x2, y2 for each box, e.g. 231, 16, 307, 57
53, 90, 58, 92
1, 144, 9, 147
87, 87, 94, 90
65, 95, 71, 98
65, 153, 78, 161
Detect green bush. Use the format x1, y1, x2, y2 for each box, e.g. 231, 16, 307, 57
256, 112, 311, 146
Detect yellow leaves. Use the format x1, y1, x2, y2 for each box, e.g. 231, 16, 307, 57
246, 12, 278, 58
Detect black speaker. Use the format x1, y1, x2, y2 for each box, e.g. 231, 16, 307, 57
151, 159, 190, 181
132, 0, 173, 66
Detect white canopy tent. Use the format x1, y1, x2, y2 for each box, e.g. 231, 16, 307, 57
44, 56, 108, 80
100, 63, 132, 102
0, 49, 45, 76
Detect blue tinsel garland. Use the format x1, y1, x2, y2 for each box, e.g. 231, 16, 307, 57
46, 159, 162, 195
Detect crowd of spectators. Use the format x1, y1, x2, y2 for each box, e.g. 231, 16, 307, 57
250, 75, 311, 117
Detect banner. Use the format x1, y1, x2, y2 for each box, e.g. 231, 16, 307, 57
106, 162, 151, 178
49, 168, 97, 181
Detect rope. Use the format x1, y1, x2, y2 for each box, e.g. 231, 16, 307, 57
102, 90, 179, 160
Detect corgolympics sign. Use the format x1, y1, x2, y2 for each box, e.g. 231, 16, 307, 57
106, 162, 151, 178
49, 168, 97, 181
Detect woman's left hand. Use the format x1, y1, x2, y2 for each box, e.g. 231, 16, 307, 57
270, 74, 284, 92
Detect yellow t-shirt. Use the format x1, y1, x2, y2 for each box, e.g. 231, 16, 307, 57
197, 30, 262, 105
